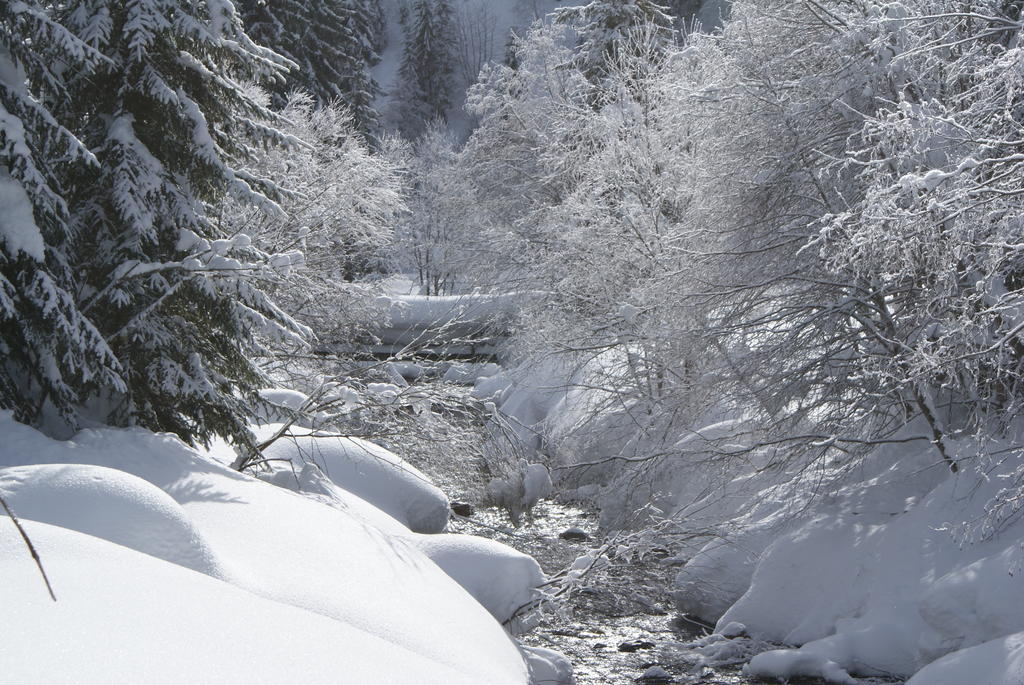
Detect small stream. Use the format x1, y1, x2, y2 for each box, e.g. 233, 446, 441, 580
389, 380, 902, 684
450, 501, 903, 685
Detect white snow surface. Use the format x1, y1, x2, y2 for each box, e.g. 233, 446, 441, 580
443, 361, 501, 384
521, 646, 575, 685
256, 458, 547, 631
0, 412, 528, 685
695, 437, 1024, 683
257, 425, 450, 533
0, 520, 500, 685
0, 168, 46, 261
904, 632, 1024, 685
0, 463, 228, 580
409, 533, 544, 628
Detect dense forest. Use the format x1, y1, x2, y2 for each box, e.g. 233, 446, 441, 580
2, 1, 1024, 683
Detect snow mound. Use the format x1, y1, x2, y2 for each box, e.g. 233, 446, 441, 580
905, 632, 1024, 685
919, 540, 1024, 655
696, 437, 1024, 681
744, 650, 855, 685
487, 459, 553, 524
521, 646, 575, 685
443, 362, 501, 384
0, 463, 228, 580
262, 460, 412, 536
0, 520, 499, 685
0, 412, 527, 684
472, 371, 512, 400
260, 428, 450, 533
409, 533, 544, 628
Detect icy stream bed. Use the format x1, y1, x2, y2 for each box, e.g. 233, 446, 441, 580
451, 501, 904, 685
386, 380, 904, 684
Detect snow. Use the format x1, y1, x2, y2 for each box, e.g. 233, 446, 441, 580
258, 426, 451, 533
487, 460, 554, 523
719, 621, 747, 638
408, 533, 544, 628
0, 412, 529, 684
253, 456, 548, 631
443, 361, 501, 384
375, 292, 521, 351
472, 371, 512, 400
0, 463, 228, 580
639, 665, 674, 681
522, 461, 553, 505
521, 646, 575, 685
680, 436, 1024, 682
256, 387, 310, 420
744, 650, 856, 685
905, 632, 1024, 685
0, 520, 495, 685
920, 540, 1024, 655
0, 168, 46, 261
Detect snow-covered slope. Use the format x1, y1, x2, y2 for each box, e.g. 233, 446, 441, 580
1, 520, 496, 685
678, 437, 1024, 684
0, 412, 530, 684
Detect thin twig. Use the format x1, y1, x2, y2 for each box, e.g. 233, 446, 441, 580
1, 494, 57, 601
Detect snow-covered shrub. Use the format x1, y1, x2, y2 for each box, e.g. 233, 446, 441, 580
218, 91, 402, 346
391, 122, 478, 295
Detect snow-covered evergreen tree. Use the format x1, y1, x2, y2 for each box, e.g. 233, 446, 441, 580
394, 0, 456, 139
555, 0, 675, 91
0, 1, 123, 429
55, 0, 308, 449
240, 0, 384, 139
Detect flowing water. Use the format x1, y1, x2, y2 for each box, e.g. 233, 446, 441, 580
450, 501, 904, 685
391, 380, 902, 684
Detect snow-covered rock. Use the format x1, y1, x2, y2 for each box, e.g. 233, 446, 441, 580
521, 646, 575, 685
409, 534, 544, 629
443, 362, 501, 384
487, 460, 553, 524
259, 427, 450, 533
744, 650, 856, 685
905, 632, 1024, 685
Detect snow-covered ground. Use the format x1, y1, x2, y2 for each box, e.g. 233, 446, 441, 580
0, 411, 557, 684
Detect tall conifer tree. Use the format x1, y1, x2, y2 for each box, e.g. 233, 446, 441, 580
395, 0, 456, 139
555, 0, 675, 89
0, 1, 123, 428
241, 0, 384, 139
54, 0, 308, 448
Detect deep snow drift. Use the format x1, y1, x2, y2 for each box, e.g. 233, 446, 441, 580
0, 411, 548, 684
